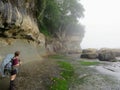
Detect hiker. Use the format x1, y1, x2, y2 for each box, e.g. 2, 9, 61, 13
9, 51, 21, 90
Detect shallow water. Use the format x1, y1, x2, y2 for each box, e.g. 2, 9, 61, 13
69, 59, 120, 90
94, 62, 120, 80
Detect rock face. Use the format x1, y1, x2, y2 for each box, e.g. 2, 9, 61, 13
0, 0, 45, 44
65, 29, 84, 54
46, 29, 84, 55
0, 0, 84, 57
0, 0, 46, 62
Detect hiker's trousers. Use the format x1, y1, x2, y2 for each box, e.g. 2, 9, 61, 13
11, 67, 18, 75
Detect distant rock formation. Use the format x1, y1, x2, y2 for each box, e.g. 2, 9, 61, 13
81, 48, 98, 59
111, 49, 120, 57
80, 48, 117, 61
98, 49, 116, 61
46, 29, 84, 55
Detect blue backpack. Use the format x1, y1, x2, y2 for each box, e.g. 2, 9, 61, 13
0, 54, 14, 77
4, 58, 13, 76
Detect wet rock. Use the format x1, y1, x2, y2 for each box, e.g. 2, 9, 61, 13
112, 49, 120, 57
81, 48, 98, 59
98, 49, 116, 61
81, 53, 98, 59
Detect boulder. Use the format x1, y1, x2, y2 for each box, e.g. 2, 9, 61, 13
81, 48, 98, 59
98, 49, 116, 61
81, 53, 98, 59
112, 49, 120, 57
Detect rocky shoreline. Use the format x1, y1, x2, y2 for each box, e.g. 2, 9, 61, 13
1, 55, 120, 90
69, 58, 120, 90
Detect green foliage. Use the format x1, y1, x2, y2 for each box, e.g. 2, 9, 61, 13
58, 0, 84, 24
50, 61, 74, 90
36, 0, 46, 23
43, 0, 61, 33
58, 61, 74, 79
80, 61, 100, 66
36, 0, 85, 36
50, 78, 68, 90
40, 24, 51, 36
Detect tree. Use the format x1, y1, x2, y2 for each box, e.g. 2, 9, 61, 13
36, 0, 85, 36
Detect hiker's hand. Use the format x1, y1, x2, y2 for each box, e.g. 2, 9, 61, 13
19, 60, 22, 65
20, 61, 22, 65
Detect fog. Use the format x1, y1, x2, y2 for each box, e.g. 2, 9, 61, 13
81, 0, 120, 49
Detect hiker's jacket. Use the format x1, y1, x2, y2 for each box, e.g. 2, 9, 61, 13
12, 58, 19, 66
11, 57, 20, 75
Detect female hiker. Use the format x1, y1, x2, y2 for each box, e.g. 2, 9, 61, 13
9, 51, 21, 90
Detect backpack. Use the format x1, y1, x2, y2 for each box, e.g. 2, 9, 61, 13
0, 54, 14, 77
4, 58, 13, 76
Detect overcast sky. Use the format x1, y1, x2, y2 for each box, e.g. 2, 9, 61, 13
80, 0, 120, 49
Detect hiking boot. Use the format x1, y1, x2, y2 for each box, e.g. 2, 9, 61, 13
9, 80, 16, 90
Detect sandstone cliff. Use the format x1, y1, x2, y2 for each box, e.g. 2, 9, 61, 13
46, 28, 84, 55
0, 0, 84, 60
0, 0, 45, 61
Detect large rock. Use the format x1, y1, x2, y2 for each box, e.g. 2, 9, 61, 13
98, 49, 116, 61
81, 53, 98, 59
112, 49, 120, 57
81, 48, 98, 59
